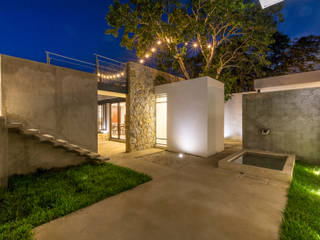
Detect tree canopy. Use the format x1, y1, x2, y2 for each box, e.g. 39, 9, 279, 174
266, 32, 320, 76
106, 0, 283, 100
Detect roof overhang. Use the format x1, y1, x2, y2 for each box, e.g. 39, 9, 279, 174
259, 0, 284, 9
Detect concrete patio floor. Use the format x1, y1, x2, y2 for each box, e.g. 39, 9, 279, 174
34, 142, 289, 240
98, 140, 126, 157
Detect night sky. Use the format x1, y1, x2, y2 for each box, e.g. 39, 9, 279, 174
0, 0, 319, 65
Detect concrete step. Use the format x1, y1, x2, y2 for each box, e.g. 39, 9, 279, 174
21, 128, 40, 136
53, 139, 68, 147
69, 144, 80, 150
37, 134, 55, 142
64, 143, 80, 151
96, 156, 110, 162
7, 122, 24, 129
76, 148, 91, 156
86, 152, 100, 159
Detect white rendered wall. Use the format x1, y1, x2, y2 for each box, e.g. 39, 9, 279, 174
155, 76, 224, 157
224, 93, 243, 141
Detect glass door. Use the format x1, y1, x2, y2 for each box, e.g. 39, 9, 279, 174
119, 102, 126, 140
110, 102, 126, 140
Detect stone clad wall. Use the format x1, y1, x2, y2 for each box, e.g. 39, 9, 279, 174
0, 117, 8, 188
243, 87, 320, 163
126, 62, 183, 152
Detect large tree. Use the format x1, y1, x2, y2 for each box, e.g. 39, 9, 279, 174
106, 0, 282, 98
266, 33, 320, 76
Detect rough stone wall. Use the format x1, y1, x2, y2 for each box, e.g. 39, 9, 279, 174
126, 62, 183, 152
243, 88, 320, 163
0, 117, 8, 188
0, 54, 97, 151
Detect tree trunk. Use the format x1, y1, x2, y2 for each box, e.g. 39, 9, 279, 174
177, 57, 190, 79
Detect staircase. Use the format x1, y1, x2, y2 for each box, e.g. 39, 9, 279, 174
7, 122, 109, 163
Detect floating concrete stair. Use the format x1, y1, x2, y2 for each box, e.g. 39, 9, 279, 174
7, 122, 24, 129
53, 139, 68, 147
21, 128, 41, 136
6, 122, 109, 162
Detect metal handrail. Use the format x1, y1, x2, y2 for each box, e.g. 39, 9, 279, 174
46, 51, 95, 66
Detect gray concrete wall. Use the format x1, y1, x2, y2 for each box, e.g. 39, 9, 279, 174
126, 62, 183, 152
254, 70, 320, 92
0, 117, 8, 188
0, 55, 97, 151
243, 87, 320, 163
8, 130, 88, 176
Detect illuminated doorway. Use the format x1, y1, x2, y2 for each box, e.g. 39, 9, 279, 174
156, 94, 167, 146
111, 102, 126, 140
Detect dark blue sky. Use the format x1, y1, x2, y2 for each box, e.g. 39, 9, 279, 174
0, 0, 319, 65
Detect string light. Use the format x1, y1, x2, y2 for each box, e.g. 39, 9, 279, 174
137, 39, 212, 65
97, 71, 125, 80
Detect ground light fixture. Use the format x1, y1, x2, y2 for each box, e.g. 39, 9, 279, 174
178, 153, 184, 158
259, 0, 284, 9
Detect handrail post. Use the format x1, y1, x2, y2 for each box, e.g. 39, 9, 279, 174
46, 51, 50, 64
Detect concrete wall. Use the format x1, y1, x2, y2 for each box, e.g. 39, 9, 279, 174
0, 117, 8, 188
0, 55, 97, 151
255, 70, 320, 92
243, 87, 320, 163
155, 77, 224, 157
8, 130, 88, 176
126, 62, 183, 152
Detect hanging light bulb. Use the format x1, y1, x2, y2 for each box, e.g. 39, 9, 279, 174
151, 47, 156, 52
193, 43, 198, 48
139, 59, 145, 64
145, 53, 150, 58
117, 74, 120, 78
207, 44, 212, 49
121, 72, 125, 76
156, 40, 162, 45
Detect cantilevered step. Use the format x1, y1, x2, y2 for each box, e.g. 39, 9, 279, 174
37, 134, 55, 142
21, 128, 40, 136
96, 156, 110, 162
53, 139, 68, 147
64, 143, 81, 151
85, 152, 100, 159
76, 148, 91, 156
7, 122, 24, 129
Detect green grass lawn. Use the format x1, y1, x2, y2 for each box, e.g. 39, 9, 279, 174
280, 162, 320, 240
0, 162, 151, 240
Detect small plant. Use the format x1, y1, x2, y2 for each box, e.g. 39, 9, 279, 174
154, 75, 168, 86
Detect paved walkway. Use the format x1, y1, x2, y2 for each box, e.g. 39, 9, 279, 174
98, 140, 125, 157
34, 143, 289, 240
